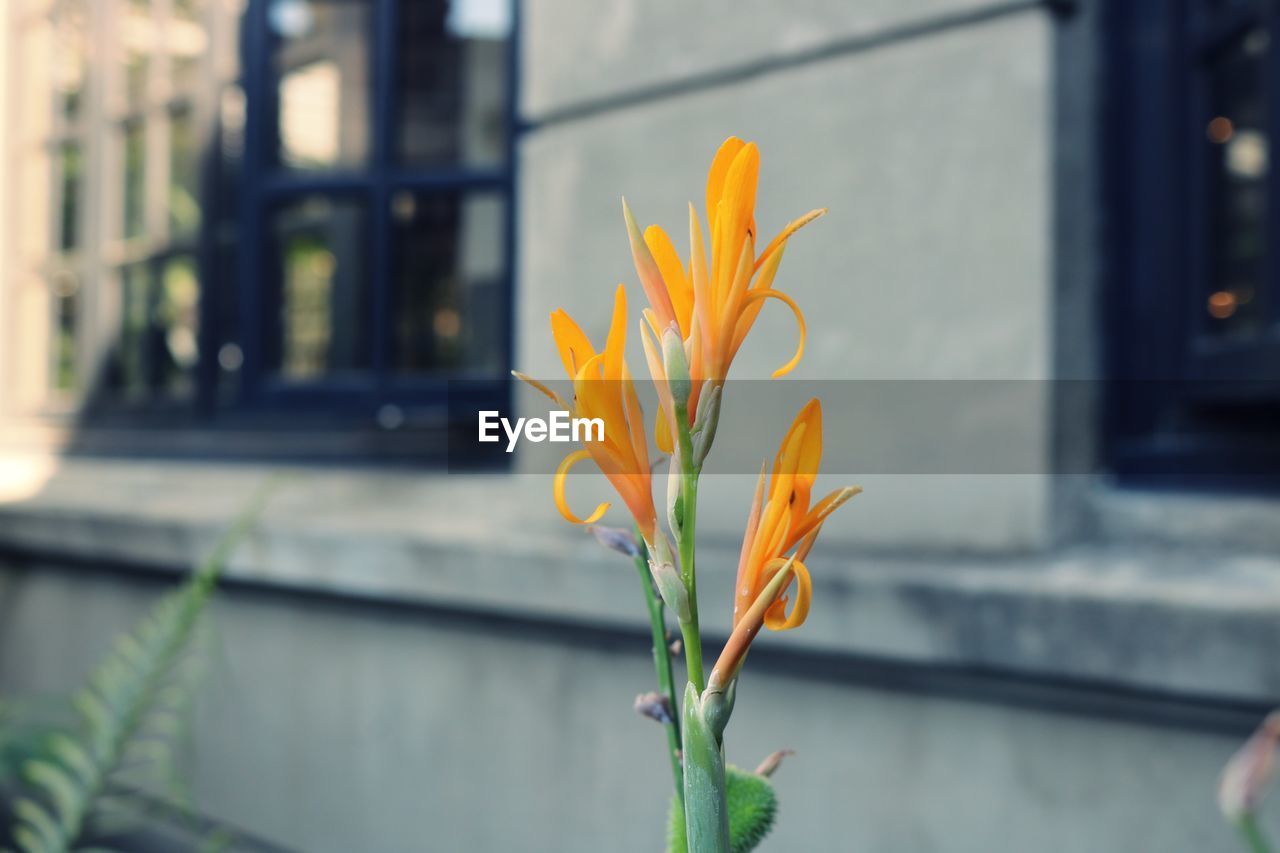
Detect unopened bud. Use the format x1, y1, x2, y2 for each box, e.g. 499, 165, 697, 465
1220, 711, 1280, 822
754, 749, 795, 778
649, 559, 691, 623
662, 326, 692, 410
668, 638, 683, 656
702, 679, 736, 739
587, 525, 639, 558
634, 691, 675, 725
691, 384, 722, 467
666, 454, 683, 536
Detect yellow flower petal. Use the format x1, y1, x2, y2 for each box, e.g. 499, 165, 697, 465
550, 309, 595, 377
623, 199, 678, 332
763, 556, 811, 631
741, 288, 806, 378
554, 449, 611, 525
511, 370, 568, 410
705, 137, 747, 232
754, 208, 827, 273
644, 225, 694, 338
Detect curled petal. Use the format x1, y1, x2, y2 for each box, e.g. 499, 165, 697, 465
554, 449, 610, 525
742, 288, 806, 378
762, 556, 812, 631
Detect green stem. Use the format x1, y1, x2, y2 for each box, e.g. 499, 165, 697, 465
634, 537, 684, 803
673, 398, 705, 693
1240, 816, 1275, 853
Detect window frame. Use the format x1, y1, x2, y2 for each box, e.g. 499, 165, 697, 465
235, 0, 518, 421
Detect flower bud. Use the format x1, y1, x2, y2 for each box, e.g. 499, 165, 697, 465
691, 383, 722, 467
587, 525, 639, 558
649, 559, 691, 623
662, 326, 692, 411
666, 454, 683, 537
634, 691, 675, 725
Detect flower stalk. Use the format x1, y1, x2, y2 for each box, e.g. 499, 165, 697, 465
634, 535, 684, 803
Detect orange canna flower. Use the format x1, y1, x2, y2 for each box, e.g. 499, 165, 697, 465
709, 399, 859, 689
515, 285, 658, 542
625, 137, 826, 452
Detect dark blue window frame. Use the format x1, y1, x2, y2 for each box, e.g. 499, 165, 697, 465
228, 0, 518, 424
1105, 0, 1280, 488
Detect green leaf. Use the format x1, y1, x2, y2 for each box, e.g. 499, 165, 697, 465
12, 799, 62, 851
24, 759, 82, 829
13, 825, 51, 853
46, 736, 97, 789
669, 766, 778, 853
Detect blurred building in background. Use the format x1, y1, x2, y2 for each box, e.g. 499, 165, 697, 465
1, 0, 1279, 851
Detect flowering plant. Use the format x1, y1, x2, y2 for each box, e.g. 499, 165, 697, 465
517, 137, 858, 852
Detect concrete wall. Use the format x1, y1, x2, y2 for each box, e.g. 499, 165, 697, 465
516, 1, 1058, 552
0, 560, 1255, 853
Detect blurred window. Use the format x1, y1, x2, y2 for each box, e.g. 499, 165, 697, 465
5, 0, 515, 452
6, 0, 243, 413
1109, 0, 1280, 484
240, 0, 515, 417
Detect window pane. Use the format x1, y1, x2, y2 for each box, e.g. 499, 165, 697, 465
1204, 26, 1270, 337
56, 1, 88, 124
123, 121, 147, 239
271, 195, 369, 378
171, 0, 208, 94
391, 190, 505, 374
271, 0, 372, 171
58, 142, 82, 252
170, 108, 201, 233
159, 255, 201, 395
397, 0, 511, 168
121, 0, 154, 111
50, 272, 80, 393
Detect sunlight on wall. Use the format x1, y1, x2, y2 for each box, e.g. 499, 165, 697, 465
0, 454, 56, 504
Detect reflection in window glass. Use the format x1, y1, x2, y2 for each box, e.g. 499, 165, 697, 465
58, 142, 82, 252
124, 122, 147, 239
272, 196, 369, 378
51, 272, 80, 392
170, 108, 201, 233
272, 0, 371, 170
1205, 26, 1270, 337
397, 0, 511, 167
392, 190, 505, 374
160, 256, 201, 395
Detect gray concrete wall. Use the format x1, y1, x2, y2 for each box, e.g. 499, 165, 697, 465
0, 560, 1256, 853
516, 2, 1057, 552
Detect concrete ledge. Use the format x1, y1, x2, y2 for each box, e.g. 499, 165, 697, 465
1, 456, 1279, 708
